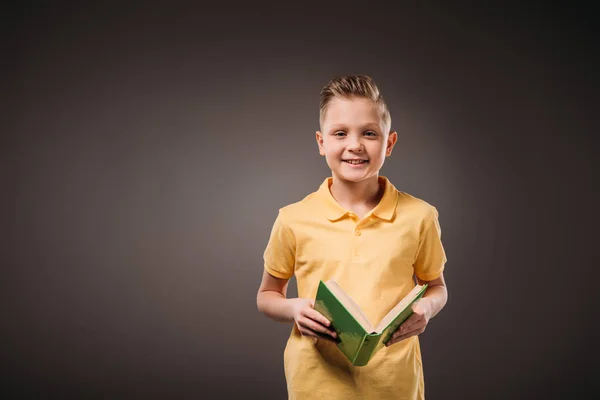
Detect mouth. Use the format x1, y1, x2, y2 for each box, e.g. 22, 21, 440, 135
343, 159, 369, 165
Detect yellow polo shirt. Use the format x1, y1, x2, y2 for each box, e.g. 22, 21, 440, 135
263, 176, 447, 400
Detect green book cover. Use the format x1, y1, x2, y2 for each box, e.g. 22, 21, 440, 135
313, 280, 427, 367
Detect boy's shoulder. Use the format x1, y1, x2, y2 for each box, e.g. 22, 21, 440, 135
277, 189, 322, 219
395, 188, 440, 223
381, 175, 439, 222
397, 189, 434, 209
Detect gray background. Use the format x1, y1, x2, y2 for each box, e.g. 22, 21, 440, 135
3, 1, 598, 399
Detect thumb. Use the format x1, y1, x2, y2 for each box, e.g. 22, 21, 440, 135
309, 299, 315, 307
411, 299, 421, 311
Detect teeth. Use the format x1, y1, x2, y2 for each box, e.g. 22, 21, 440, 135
345, 160, 367, 165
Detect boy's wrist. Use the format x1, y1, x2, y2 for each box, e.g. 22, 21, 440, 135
419, 297, 434, 320
421, 285, 448, 320
286, 297, 304, 321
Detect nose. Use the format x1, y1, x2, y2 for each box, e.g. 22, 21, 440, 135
347, 138, 364, 152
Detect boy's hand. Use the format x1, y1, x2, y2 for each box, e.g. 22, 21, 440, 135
290, 298, 338, 343
385, 299, 432, 347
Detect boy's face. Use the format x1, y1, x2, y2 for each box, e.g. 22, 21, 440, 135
316, 96, 397, 184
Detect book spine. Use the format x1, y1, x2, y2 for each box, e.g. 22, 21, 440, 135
352, 334, 379, 366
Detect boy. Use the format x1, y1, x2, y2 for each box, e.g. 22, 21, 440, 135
256, 75, 448, 399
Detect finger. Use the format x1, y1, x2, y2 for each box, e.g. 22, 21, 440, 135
298, 326, 318, 339
314, 330, 341, 344
391, 319, 424, 341
299, 317, 337, 338
386, 325, 426, 346
389, 319, 416, 341
411, 299, 421, 311
305, 308, 332, 328
386, 333, 408, 346
397, 314, 423, 335
299, 327, 339, 343
386, 331, 414, 346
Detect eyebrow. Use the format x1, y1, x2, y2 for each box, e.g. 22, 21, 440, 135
329, 123, 381, 131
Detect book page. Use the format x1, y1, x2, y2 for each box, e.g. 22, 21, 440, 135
374, 285, 424, 333
326, 280, 374, 332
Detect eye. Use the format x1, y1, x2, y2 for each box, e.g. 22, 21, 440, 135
333, 131, 347, 137
364, 131, 377, 137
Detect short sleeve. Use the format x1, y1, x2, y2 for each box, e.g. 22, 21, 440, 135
263, 209, 296, 279
414, 206, 447, 281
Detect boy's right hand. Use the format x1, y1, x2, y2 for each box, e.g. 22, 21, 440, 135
290, 298, 339, 343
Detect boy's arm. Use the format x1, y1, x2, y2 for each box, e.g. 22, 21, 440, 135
416, 272, 448, 319
385, 272, 448, 346
256, 270, 293, 323
256, 270, 338, 341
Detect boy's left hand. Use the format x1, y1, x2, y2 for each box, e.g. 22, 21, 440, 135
385, 298, 432, 347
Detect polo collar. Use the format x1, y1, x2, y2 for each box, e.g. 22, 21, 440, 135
317, 176, 398, 222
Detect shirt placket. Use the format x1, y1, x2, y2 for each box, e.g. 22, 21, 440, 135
349, 213, 365, 262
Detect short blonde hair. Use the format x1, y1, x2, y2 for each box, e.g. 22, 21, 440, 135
319, 74, 392, 133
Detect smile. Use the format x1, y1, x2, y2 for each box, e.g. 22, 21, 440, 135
343, 160, 369, 165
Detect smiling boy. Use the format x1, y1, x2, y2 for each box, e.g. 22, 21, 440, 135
257, 75, 448, 400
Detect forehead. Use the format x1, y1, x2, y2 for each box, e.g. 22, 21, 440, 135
322, 97, 383, 130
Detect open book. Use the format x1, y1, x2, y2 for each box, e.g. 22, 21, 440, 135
313, 280, 427, 366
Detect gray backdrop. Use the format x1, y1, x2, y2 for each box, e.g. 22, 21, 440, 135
3, 1, 598, 399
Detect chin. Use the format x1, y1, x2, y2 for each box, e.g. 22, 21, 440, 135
333, 171, 375, 183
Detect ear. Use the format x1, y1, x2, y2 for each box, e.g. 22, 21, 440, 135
386, 131, 398, 157
316, 131, 325, 156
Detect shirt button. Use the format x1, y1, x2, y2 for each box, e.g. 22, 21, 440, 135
355, 230, 361, 236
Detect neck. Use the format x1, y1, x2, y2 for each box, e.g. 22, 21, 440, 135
329, 175, 383, 209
